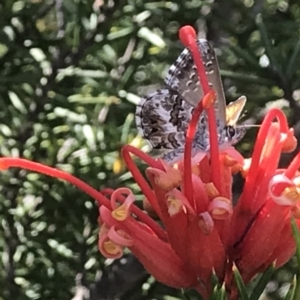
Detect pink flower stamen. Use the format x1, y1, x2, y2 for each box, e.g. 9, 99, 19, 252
98, 226, 124, 259
165, 188, 196, 216
208, 197, 233, 220
183, 92, 205, 203
285, 151, 300, 179
111, 188, 135, 221
269, 174, 300, 206
191, 174, 210, 212
179, 26, 221, 193
198, 212, 214, 235
122, 145, 162, 215
247, 109, 288, 186
107, 226, 133, 247
147, 160, 182, 191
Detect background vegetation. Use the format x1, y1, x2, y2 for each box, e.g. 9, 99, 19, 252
0, 0, 300, 299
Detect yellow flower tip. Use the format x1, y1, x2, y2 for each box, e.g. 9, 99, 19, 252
209, 197, 233, 220
173, 161, 200, 176
101, 239, 123, 258
221, 153, 242, 174
282, 128, 297, 153
103, 239, 123, 256
166, 194, 183, 216
113, 156, 125, 174
111, 204, 130, 221
98, 225, 124, 259
110, 188, 135, 221
281, 186, 300, 205
269, 174, 300, 206
205, 182, 220, 200
147, 166, 182, 191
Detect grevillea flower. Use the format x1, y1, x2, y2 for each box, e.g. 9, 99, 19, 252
0, 26, 300, 300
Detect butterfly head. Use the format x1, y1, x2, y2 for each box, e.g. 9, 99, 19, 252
224, 125, 247, 146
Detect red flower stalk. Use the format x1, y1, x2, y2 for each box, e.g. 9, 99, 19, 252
1, 26, 300, 300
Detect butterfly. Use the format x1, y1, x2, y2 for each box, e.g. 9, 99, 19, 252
135, 39, 247, 163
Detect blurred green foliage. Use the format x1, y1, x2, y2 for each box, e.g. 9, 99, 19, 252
0, 0, 300, 299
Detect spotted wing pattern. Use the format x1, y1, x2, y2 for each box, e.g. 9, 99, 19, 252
135, 89, 195, 149
135, 39, 247, 161
165, 39, 226, 125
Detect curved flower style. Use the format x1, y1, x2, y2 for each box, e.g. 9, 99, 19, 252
0, 26, 300, 300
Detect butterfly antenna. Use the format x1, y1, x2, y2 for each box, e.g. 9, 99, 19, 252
240, 124, 261, 129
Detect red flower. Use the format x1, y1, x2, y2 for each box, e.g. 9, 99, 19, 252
0, 26, 300, 300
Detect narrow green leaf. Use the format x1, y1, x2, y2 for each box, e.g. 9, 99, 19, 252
224, 42, 260, 70
219, 284, 226, 300
107, 27, 134, 40
211, 271, 221, 288
233, 264, 250, 300
220, 70, 274, 86
120, 113, 134, 144
209, 284, 219, 300
250, 264, 274, 300
135, 10, 151, 23
102, 44, 118, 65
255, 14, 278, 71
212, 284, 226, 300
246, 94, 282, 103
138, 27, 166, 48
180, 289, 192, 300
209, 270, 221, 300
294, 277, 300, 300
284, 276, 296, 300
291, 218, 300, 300
291, 218, 300, 274
8, 90, 27, 113
291, 77, 300, 91
286, 37, 300, 79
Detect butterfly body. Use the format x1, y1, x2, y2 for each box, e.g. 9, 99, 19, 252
135, 39, 246, 162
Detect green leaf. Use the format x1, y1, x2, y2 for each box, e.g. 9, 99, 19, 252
286, 37, 300, 80
8, 90, 27, 113
250, 264, 274, 300
291, 218, 300, 275
120, 113, 134, 144
138, 27, 166, 48
233, 264, 250, 300
107, 27, 134, 40
255, 14, 278, 71
284, 276, 296, 300
221, 70, 274, 86
219, 285, 226, 300
180, 289, 193, 300
224, 42, 260, 70
291, 218, 300, 300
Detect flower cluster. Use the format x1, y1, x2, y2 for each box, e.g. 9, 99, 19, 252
0, 26, 300, 299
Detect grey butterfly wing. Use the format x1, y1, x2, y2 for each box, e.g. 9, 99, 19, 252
165, 39, 226, 125
135, 89, 193, 149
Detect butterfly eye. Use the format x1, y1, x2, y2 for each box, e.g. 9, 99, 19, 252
226, 126, 236, 138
